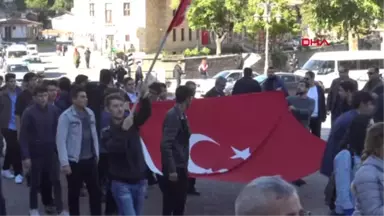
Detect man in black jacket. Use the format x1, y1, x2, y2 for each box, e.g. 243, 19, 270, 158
232, 67, 262, 95
101, 88, 151, 216
205, 77, 226, 98
304, 71, 327, 137
160, 85, 194, 216
326, 67, 358, 125
174, 61, 184, 88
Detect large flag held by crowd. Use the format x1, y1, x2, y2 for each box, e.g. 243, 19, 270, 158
139, 92, 326, 182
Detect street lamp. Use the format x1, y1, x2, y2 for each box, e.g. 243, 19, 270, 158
254, 0, 282, 74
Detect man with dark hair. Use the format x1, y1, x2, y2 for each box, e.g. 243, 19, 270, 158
327, 67, 358, 125
304, 71, 326, 137
160, 85, 194, 215
334, 80, 358, 121
13, 72, 38, 184
123, 77, 137, 103
74, 75, 89, 87
19, 85, 66, 216
159, 82, 168, 101
0, 73, 22, 182
101, 84, 151, 215
232, 67, 262, 95
56, 77, 72, 112
362, 67, 383, 93
205, 77, 227, 97
320, 91, 376, 177
262, 67, 288, 96
42, 80, 59, 105
287, 80, 315, 129
148, 82, 163, 102
56, 86, 101, 215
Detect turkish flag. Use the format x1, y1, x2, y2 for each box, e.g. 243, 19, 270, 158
166, 0, 192, 33
140, 92, 325, 182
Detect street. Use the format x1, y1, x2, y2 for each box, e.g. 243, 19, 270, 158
3, 48, 332, 215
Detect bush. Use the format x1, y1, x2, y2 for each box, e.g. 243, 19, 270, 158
183, 47, 211, 57
200, 47, 211, 55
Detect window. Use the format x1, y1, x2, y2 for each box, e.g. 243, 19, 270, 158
228, 72, 241, 81
123, 3, 130, 16
125, 34, 130, 42
105, 3, 112, 23
338, 60, 358, 70
172, 29, 176, 41
280, 75, 295, 83
181, 28, 184, 41
359, 59, 384, 69
188, 28, 192, 41
89, 3, 95, 16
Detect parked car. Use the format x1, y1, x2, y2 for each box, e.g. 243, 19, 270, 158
22, 57, 45, 72
224, 72, 304, 96
4, 63, 31, 82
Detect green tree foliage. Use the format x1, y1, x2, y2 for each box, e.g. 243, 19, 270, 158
51, 0, 73, 11
302, 0, 384, 37
239, 0, 300, 42
25, 0, 49, 9
186, 0, 245, 55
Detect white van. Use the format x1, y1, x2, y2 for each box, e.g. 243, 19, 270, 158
26, 44, 38, 56
5, 44, 28, 61
294, 51, 384, 90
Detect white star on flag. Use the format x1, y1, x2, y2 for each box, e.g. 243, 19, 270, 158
230, 147, 251, 160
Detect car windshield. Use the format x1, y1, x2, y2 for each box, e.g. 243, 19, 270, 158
28, 47, 36, 50
7, 51, 28, 58
254, 74, 267, 83
8, 65, 29, 72
25, 58, 41, 63
302, 59, 335, 75
213, 71, 230, 79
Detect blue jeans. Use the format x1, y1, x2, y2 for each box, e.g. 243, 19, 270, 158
111, 180, 147, 216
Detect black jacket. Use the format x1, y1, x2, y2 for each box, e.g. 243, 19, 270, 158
327, 77, 358, 112
101, 97, 151, 183
205, 87, 225, 97
232, 77, 262, 95
313, 84, 327, 122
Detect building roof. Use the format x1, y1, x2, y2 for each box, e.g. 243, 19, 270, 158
0, 18, 42, 25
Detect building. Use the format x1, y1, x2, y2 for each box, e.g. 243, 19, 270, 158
0, 17, 42, 41
71, 0, 221, 54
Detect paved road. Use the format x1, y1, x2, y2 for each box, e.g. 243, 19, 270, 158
2, 47, 333, 215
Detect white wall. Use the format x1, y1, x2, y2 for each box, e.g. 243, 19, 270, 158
72, 0, 147, 52
11, 25, 27, 38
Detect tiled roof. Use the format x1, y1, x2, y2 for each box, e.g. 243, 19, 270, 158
0, 18, 42, 25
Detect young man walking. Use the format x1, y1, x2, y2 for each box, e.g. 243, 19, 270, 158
0, 73, 22, 183
56, 86, 101, 215
101, 86, 151, 215
19, 86, 66, 216
160, 85, 195, 215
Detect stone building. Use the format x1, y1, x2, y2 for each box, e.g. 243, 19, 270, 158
72, 0, 215, 54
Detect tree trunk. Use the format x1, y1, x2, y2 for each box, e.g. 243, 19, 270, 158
348, 30, 359, 51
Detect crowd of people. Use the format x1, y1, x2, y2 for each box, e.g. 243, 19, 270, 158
0, 63, 382, 216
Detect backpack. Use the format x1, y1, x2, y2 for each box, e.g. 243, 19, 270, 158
324, 148, 355, 210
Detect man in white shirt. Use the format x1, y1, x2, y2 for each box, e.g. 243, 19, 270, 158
304, 71, 327, 137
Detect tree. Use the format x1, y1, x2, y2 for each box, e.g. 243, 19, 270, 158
238, 0, 301, 47
51, 0, 73, 11
15, 0, 26, 10
302, 0, 383, 43
25, 0, 49, 9
186, 0, 245, 55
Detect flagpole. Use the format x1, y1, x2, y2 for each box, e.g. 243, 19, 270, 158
130, 31, 170, 113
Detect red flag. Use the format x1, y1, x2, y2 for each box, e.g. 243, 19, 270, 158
140, 92, 325, 182
167, 0, 192, 33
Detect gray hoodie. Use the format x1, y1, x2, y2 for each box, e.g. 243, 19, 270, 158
352, 156, 383, 215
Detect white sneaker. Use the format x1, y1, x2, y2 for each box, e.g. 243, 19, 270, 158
1, 170, 14, 179
29, 209, 40, 216
14, 174, 23, 184
58, 210, 70, 216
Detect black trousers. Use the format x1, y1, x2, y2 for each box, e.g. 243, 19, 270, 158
309, 117, 322, 138
30, 153, 62, 212
0, 163, 6, 215
161, 168, 188, 216
66, 158, 101, 216
40, 171, 54, 207
98, 153, 117, 215
188, 178, 196, 191
85, 58, 90, 68
1, 129, 22, 175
